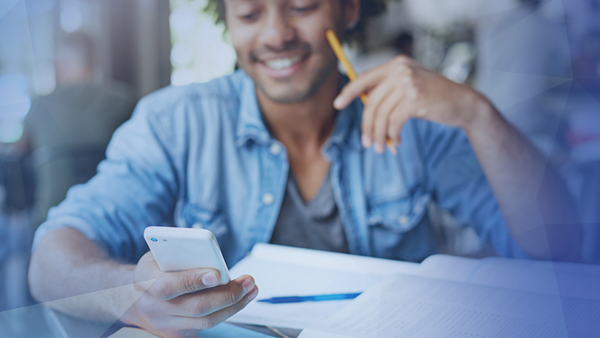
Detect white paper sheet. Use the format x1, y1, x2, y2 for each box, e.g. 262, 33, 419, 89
227, 244, 420, 329
418, 254, 600, 300
300, 275, 600, 338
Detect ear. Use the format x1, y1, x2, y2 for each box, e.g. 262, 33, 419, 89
343, 0, 361, 29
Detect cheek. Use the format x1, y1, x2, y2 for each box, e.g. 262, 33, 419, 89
295, 19, 335, 53
230, 30, 254, 61
226, 20, 257, 58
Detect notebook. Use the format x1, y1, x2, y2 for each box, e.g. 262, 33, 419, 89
299, 255, 600, 337
227, 244, 421, 330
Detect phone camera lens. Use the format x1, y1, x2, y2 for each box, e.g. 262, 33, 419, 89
151, 238, 158, 242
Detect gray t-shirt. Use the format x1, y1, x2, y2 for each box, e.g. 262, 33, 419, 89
270, 171, 349, 253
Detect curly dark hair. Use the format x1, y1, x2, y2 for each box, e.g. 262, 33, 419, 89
203, 0, 390, 44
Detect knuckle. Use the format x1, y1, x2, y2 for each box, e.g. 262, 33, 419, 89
228, 288, 242, 305
182, 274, 199, 293
408, 86, 419, 100
395, 61, 411, 72
234, 297, 249, 312
393, 56, 406, 67
397, 55, 410, 63
235, 297, 250, 311
189, 300, 211, 317
389, 112, 403, 127
152, 281, 173, 300
376, 122, 387, 136
402, 68, 415, 82
386, 124, 397, 137
200, 316, 219, 330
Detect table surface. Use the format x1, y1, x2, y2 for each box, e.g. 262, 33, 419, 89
0, 304, 300, 338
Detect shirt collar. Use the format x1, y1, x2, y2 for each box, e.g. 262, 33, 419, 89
235, 70, 363, 152
236, 71, 272, 147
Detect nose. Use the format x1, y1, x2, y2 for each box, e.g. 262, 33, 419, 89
258, 10, 297, 50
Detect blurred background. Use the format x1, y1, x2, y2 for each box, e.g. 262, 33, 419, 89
1, 0, 599, 313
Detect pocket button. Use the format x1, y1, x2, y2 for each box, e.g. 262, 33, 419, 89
270, 143, 282, 155
262, 193, 275, 205
397, 215, 410, 227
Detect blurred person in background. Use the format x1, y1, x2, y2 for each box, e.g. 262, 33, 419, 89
24, 32, 137, 227
474, 0, 569, 161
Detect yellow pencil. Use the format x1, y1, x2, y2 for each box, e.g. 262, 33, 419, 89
326, 29, 393, 148
326, 30, 368, 104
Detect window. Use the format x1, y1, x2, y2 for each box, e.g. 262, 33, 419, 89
170, 0, 237, 86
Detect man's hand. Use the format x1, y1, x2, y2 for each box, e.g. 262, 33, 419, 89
332, 56, 582, 261
333, 56, 485, 154
121, 251, 258, 338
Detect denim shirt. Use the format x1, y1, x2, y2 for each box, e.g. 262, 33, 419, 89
33, 70, 527, 266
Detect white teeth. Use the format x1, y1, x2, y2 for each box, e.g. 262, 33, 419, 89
265, 56, 302, 70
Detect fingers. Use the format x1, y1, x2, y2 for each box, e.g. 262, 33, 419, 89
193, 285, 258, 330
360, 77, 410, 155
353, 57, 418, 155
170, 275, 256, 317
387, 104, 412, 150
334, 67, 384, 110
151, 268, 222, 300
161, 285, 259, 336
360, 78, 396, 150
128, 275, 257, 338
369, 81, 404, 155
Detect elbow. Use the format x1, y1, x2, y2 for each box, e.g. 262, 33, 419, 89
28, 250, 50, 303
28, 233, 65, 303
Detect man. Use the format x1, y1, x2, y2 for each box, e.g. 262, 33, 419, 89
29, 1, 581, 337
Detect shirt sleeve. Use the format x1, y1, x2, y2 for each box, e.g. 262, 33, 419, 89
32, 96, 180, 263
415, 120, 529, 258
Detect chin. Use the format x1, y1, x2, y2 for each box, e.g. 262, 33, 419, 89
259, 83, 316, 104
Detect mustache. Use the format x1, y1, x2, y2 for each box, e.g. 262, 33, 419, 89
250, 42, 312, 61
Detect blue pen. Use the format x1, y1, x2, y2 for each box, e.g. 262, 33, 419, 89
257, 292, 362, 304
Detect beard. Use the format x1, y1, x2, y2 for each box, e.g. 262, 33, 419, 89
241, 41, 338, 104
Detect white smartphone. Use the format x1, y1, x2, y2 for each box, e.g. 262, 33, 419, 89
143, 226, 231, 285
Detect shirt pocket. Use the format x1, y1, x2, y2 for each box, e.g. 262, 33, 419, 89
366, 183, 430, 234
180, 202, 229, 239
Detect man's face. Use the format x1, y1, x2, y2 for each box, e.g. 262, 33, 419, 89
225, 0, 345, 104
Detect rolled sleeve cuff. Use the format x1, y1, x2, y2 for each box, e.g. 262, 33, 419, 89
32, 216, 109, 254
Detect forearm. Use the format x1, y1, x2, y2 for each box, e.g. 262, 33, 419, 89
463, 96, 582, 261
29, 228, 142, 322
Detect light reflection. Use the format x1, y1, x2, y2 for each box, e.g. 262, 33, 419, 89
170, 7, 198, 35
170, 0, 236, 86
0, 74, 32, 143
171, 43, 194, 67
60, 3, 82, 33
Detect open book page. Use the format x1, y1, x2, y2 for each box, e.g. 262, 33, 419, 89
418, 255, 600, 300
300, 274, 600, 338
228, 244, 420, 329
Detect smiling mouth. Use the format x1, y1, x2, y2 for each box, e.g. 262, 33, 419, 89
263, 56, 305, 70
